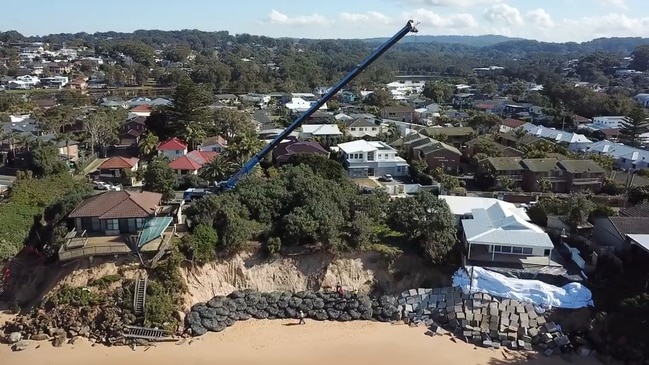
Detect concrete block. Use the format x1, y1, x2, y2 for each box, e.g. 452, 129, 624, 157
528, 327, 539, 337
489, 329, 499, 338
449, 319, 460, 328
417, 288, 426, 295
538, 343, 548, 350
502, 299, 511, 306
545, 322, 558, 333
498, 332, 507, 341
456, 312, 466, 320
489, 322, 499, 331
510, 314, 519, 323
405, 304, 413, 312
525, 304, 535, 313
454, 305, 463, 313
447, 312, 456, 320
483, 294, 492, 301
541, 333, 553, 343
432, 288, 440, 294
489, 307, 498, 316
498, 303, 506, 311
543, 348, 554, 357
521, 335, 532, 343
507, 332, 518, 341
516, 306, 525, 314
465, 312, 474, 321
472, 300, 481, 308
500, 317, 510, 327
520, 313, 529, 322
492, 342, 501, 349
398, 298, 407, 305
507, 325, 519, 333
502, 340, 511, 348
554, 335, 570, 347
406, 297, 417, 305
509, 341, 518, 350
520, 320, 529, 329
528, 310, 538, 319
530, 319, 538, 327
517, 340, 525, 349
536, 316, 546, 325
474, 313, 483, 322
408, 289, 417, 296
524, 343, 533, 351
463, 330, 473, 337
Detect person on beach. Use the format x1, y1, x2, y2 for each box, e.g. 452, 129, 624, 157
337, 285, 344, 298
298, 310, 306, 325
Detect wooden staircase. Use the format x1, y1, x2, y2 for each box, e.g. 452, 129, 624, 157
133, 273, 148, 317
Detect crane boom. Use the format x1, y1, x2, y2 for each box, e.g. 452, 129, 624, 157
222, 20, 419, 190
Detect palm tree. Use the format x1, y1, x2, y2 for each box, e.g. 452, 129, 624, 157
225, 133, 263, 163
183, 123, 207, 151
138, 132, 159, 160
199, 155, 236, 184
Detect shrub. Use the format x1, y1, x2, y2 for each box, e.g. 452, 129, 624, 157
48, 286, 105, 307
88, 274, 122, 288
265, 236, 282, 256
179, 224, 218, 263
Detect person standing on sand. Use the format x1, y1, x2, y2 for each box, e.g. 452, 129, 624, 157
298, 310, 306, 325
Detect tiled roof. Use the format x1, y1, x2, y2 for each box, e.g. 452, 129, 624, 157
348, 118, 377, 128
620, 203, 649, 217
168, 151, 216, 171
99, 157, 138, 169
557, 159, 605, 174
201, 135, 227, 147
487, 157, 523, 171
120, 129, 143, 138
520, 158, 560, 172
609, 217, 649, 236
501, 118, 525, 129
422, 127, 475, 137
273, 141, 328, 162
130, 104, 152, 112
158, 137, 187, 151
68, 191, 161, 219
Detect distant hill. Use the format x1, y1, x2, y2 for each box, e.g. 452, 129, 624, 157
486, 37, 649, 55
363, 34, 520, 47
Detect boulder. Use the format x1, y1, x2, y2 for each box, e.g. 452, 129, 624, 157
11, 341, 29, 352
30, 334, 50, 341
7, 332, 22, 344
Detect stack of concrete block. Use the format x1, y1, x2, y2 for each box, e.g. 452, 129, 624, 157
399, 287, 554, 353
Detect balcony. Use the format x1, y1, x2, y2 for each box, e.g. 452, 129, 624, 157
572, 177, 602, 185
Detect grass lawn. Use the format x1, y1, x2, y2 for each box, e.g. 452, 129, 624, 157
352, 178, 382, 188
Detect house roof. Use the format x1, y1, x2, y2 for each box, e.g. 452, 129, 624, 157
301, 124, 342, 136
126, 116, 147, 125
349, 118, 377, 128
215, 94, 238, 99
422, 126, 475, 138
120, 129, 143, 138
501, 118, 526, 129
158, 137, 187, 151
487, 157, 523, 171
201, 135, 227, 147
620, 203, 649, 217
413, 139, 461, 156
557, 159, 605, 174
520, 158, 559, 172
383, 106, 415, 113
273, 141, 328, 160
522, 122, 591, 144
462, 202, 553, 249
498, 130, 541, 145
168, 150, 217, 171
99, 157, 138, 169
130, 104, 152, 112
440, 195, 529, 220
609, 217, 649, 237
627, 234, 649, 254
68, 191, 162, 219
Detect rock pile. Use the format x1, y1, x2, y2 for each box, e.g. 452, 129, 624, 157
399, 287, 590, 357
1, 304, 137, 347
186, 289, 401, 336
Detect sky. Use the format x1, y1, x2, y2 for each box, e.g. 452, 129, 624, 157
3, 0, 649, 42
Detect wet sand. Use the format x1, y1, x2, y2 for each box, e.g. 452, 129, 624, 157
0, 318, 601, 365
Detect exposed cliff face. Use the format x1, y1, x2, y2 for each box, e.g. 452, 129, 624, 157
181, 251, 451, 308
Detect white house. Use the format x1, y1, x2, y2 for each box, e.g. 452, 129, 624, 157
462, 202, 554, 266
521, 123, 591, 151
347, 118, 383, 138
634, 93, 649, 107
439, 195, 529, 226
240, 93, 271, 105
157, 138, 188, 161
286, 97, 327, 113
337, 140, 408, 178
300, 124, 342, 139
199, 135, 227, 153
584, 116, 626, 131
386, 81, 425, 95
581, 140, 649, 170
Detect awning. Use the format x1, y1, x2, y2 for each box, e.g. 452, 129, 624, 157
137, 217, 173, 248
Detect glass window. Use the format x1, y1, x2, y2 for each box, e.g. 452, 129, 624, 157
106, 219, 119, 231
350, 128, 356, 131
367, 152, 375, 161
372, 127, 377, 131
91, 218, 100, 232
492, 245, 501, 252
512, 247, 523, 254
136, 218, 144, 229
128, 219, 136, 232
501, 246, 512, 253
522, 247, 533, 255
544, 249, 551, 257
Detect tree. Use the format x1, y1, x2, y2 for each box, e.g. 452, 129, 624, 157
138, 132, 160, 160
37, 105, 78, 135
142, 157, 176, 200
565, 193, 595, 232
30, 143, 69, 177
619, 106, 649, 148
480, 81, 497, 96
365, 88, 393, 108
212, 108, 256, 140
471, 139, 504, 159
84, 108, 125, 156
179, 223, 218, 263
467, 114, 502, 133
199, 155, 236, 184
630, 45, 649, 72
387, 191, 456, 263
422, 81, 452, 103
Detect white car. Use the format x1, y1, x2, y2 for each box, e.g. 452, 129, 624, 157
94, 181, 110, 190
108, 184, 122, 191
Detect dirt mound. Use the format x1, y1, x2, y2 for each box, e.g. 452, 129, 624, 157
181, 251, 450, 309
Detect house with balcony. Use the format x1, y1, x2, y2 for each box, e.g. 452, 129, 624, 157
380, 106, 415, 123
521, 158, 564, 192
158, 138, 188, 161
399, 133, 461, 173
337, 140, 409, 178
556, 159, 606, 193
462, 201, 556, 267
59, 191, 178, 262
480, 157, 524, 189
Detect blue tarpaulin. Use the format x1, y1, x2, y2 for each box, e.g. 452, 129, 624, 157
137, 217, 173, 248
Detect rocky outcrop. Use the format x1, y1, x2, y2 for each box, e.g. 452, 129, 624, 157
185, 289, 401, 336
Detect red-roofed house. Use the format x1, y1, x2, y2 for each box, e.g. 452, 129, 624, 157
499, 118, 526, 133
130, 104, 153, 117
98, 157, 139, 177
168, 150, 217, 182
158, 138, 188, 161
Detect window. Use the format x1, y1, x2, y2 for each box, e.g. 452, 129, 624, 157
176, 150, 181, 155
91, 218, 100, 232
367, 152, 375, 161
512, 247, 523, 254
522, 247, 533, 255
136, 218, 144, 229
350, 127, 356, 131
544, 249, 551, 257
501, 246, 512, 253
127, 219, 136, 232
106, 219, 119, 231
372, 127, 377, 131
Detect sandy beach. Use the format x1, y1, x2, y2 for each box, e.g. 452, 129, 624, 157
0, 318, 601, 365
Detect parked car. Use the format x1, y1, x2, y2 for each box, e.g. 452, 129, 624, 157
379, 174, 393, 182
94, 181, 110, 190
108, 184, 122, 191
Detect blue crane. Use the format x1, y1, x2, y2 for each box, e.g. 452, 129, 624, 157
221, 20, 419, 191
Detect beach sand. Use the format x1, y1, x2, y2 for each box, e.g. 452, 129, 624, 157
0, 318, 601, 365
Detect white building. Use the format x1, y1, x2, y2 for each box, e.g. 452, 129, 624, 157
300, 124, 342, 139
386, 81, 425, 95
439, 195, 529, 226
337, 140, 408, 178
462, 202, 554, 265
584, 116, 626, 131
285, 97, 327, 113
634, 93, 649, 107
581, 140, 649, 170
521, 123, 591, 151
